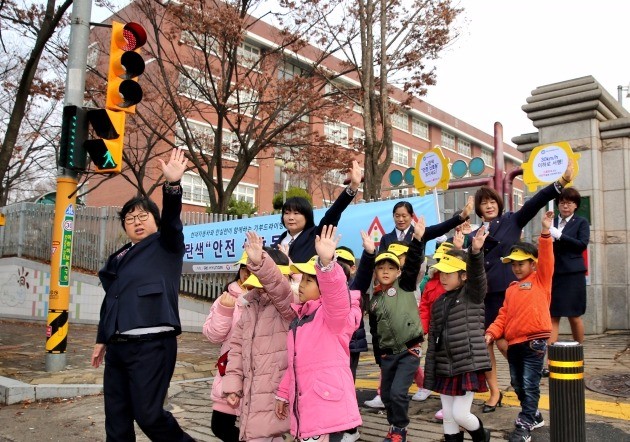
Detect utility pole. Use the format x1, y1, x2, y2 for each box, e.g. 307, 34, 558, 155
45, 0, 92, 372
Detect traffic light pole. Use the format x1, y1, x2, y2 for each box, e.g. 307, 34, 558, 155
46, 0, 92, 372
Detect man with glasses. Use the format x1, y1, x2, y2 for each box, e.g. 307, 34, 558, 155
91, 148, 195, 442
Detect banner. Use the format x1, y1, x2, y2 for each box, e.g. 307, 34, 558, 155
183, 194, 441, 273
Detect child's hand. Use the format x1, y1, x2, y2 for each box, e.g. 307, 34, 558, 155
485, 333, 494, 345
471, 225, 489, 254
316, 225, 340, 267
460, 195, 474, 220
412, 216, 426, 241
360, 230, 375, 254
275, 399, 289, 420
453, 229, 465, 249
218, 292, 236, 308
542, 210, 554, 234
226, 393, 240, 408
244, 231, 264, 266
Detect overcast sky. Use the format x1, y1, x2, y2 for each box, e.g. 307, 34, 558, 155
424, 0, 630, 144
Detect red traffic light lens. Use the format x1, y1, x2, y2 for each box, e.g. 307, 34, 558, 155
122, 23, 147, 51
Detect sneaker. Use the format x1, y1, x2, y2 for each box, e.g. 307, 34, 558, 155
411, 388, 432, 401
364, 394, 385, 409
434, 409, 444, 420
509, 426, 531, 442
341, 431, 360, 442
390, 426, 407, 442
382, 428, 393, 442
532, 411, 545, 430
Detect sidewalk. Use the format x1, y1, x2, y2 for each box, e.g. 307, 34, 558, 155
0, 318, 629, 441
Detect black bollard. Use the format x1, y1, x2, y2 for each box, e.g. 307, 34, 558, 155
548, 341, 586, 442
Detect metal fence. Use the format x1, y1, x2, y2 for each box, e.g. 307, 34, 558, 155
0, 202, 243, 301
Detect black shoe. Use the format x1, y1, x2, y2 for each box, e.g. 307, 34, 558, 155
468, 416, 491, 442
509, 426, 531, 442
482, 392, 503, 413
542, 368, 550, 378
444, 432, 464, 442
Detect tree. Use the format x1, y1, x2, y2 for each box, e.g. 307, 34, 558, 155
225, 198, 257, 218
97, 0, 360, 213
284, 0, 461, 199
0, 0, 71, 205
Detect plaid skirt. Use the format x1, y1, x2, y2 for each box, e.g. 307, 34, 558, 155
433, 371, 488, 396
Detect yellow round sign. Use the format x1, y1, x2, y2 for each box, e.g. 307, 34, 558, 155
411, 146, 451, 196
522, 141, 580, 192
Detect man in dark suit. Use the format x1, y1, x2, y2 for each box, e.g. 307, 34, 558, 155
548, 187, 590, 345
91, 148, 194, 442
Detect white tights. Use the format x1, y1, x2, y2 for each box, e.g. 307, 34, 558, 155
440, 392, 481, 435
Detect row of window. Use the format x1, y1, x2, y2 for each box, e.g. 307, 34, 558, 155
182, 173, 257, 206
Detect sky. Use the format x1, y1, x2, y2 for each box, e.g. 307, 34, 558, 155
424, 0, 630, 143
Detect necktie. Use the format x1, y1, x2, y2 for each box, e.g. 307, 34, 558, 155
398, 230, 405, 241
288, 237, 294, 247
559, 218, 567, 229
116, 246, 131, 260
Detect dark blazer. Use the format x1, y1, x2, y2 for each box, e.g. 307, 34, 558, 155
553, 215, 589, 274
96, 186, 185, 344
273, 187, 355, 263
378, 211, 466, 253
469, 182, 561, 293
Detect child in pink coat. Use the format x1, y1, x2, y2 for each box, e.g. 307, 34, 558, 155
275, 225, 363, 441
202, 252, 249, 441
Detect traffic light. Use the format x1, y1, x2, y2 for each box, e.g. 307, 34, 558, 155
106, 21, 147, 113
59, 105, 88, 170
84, 109, 125, 173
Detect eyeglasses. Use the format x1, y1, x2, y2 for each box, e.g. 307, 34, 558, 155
124, 212, 150, 224
558, 201, 576, 206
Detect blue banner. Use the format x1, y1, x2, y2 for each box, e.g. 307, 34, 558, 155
183, 194, 441, 273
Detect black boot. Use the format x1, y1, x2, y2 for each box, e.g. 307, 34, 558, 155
468, 416, 491, 442
444, 432, 464, 442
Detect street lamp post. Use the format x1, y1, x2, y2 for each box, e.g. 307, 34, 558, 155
274, 158, 295, 203
617, 84, 630, 107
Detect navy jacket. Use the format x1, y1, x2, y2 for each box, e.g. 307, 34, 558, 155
348, 249, 376, 353
96, 186, 185, 344
469, 182, 561, 293
273, 187, 355, 263
553, 215, 589, 275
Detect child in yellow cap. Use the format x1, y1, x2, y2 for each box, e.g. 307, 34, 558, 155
485, 211, 555, 442
424, 226, 492, 442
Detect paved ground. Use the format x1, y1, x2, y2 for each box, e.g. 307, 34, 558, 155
0, 318, 629, 441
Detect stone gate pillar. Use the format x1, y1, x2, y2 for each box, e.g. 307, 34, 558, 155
512, 75, 630, 333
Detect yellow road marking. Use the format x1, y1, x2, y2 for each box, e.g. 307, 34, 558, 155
354, 378, 630, 421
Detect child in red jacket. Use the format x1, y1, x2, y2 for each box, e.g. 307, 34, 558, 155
486, 211, 555, 442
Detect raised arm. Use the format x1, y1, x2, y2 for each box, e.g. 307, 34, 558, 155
317, 161, 361, 233
159, 148, 188, 253
350, 230, 376, 294
466, 226, 489, 303
423, 196, 473, 241
400, 218, 426, 292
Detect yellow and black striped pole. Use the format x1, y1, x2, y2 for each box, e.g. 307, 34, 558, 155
549, 341, 586, 442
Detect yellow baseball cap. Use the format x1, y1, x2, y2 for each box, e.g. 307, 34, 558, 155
431, 253, 467, 274
375, 251, 401, 268
236, 251, 248, 265
242, 264, 292, 288
290, 256, 318, 276
432, 242, 454, 260
336, 248, 356, 265
388, 243, 409, 256
501, 249, 537, 264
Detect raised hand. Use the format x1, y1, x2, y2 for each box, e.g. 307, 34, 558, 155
316, 225, 340, 267
158, 148, 188, 183
453, 229, 465, 249
244, 231, 264, 266
461, 195, 474, 220
542, 210, 554, 233
349, 160, 362, 191
360, 230, 375, 255
471, 225, 489, 254
561, 158, 575, 184
412, 216, 426, 241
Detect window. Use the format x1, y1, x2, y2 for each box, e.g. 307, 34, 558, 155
227, 87, 259, 116
237, 42, 260, 69
323, 169, 347, 186
279, 61, 306, 80
229, 182, 257, 204
412, 118, 429, 139
481, 149, 494, 168
392, 187, 409, 198
512, 189, 524, 210
182, 172, 210, 205
411, 150, 420, 168
441, 131, 455, 150
324, 121, 349, 147
392, 111, 409, 131
178, 67, 207, 102
175, 120, 254, 163
458, 139, 472, 157
393, 143, 409, 166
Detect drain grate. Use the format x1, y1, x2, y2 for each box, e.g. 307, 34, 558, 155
585, 372, 630, 398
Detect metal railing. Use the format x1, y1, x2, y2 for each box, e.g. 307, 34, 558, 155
0, 202, 242, 301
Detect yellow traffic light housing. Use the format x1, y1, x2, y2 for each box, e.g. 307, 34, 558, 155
84, 109, 125, 173
106, 21, 147, 114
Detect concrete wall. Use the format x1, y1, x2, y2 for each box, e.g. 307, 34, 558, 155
0, 257, 210, 332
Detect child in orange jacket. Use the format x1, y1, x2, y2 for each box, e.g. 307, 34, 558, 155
485, 211, 555, 442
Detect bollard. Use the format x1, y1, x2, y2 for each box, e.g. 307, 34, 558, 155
548, 341, 586, 442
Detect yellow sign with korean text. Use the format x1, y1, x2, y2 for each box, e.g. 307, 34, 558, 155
411, 146, 451, 196
522, 142, 580, 192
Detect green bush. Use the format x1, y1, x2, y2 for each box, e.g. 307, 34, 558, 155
272, 187, 312, 210
226, 198, 258, 218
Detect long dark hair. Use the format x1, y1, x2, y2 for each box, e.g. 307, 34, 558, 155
280, 197, 315, 230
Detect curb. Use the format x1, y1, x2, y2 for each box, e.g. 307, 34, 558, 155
0, 376, 103, 405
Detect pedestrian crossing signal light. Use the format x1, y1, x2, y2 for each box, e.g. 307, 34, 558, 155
59, 105, 88, 170
106, 21, 147, 114
84, 109, 125, 173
